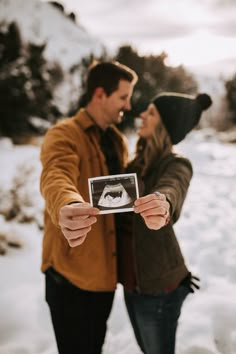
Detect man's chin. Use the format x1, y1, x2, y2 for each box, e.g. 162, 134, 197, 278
116, 113, 124, 124
116, 117, 122, 124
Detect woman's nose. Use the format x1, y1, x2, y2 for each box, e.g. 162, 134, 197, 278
140, 112, 146, 120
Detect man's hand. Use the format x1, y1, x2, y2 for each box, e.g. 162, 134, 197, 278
134, 193, 170, 230
59, 202, 99, 247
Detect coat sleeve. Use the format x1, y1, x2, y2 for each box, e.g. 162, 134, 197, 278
40, 123, 84, 226
152, 154, 193, 223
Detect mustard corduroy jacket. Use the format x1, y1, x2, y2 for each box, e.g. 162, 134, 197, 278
40, 109, 128, 291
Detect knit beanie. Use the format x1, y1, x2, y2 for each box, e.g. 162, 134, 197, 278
152, 92, 212, 144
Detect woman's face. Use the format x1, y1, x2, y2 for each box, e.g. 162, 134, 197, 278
137, 103, 161, 138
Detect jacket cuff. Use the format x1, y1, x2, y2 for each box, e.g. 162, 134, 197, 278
50, 193, 84, 226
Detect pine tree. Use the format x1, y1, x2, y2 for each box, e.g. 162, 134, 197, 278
115, 45, 198, 130
0, 21, 63, 141
225, 73, 236, 123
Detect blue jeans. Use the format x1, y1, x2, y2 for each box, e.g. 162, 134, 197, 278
124, 285, 190, 354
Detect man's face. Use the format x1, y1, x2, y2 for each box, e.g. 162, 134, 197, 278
100, 80, 134, 128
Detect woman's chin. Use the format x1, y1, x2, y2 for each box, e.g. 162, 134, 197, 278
137, 127, 144, 136
137, 129, 148, 138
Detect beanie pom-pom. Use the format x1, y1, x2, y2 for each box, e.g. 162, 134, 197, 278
196, 93, 212, 110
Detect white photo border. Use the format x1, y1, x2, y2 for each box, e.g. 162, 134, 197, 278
88, 173, 139, 214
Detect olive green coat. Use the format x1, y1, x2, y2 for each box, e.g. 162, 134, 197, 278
118, 153, 193, 294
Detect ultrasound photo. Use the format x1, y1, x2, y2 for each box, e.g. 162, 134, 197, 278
88, 173, 139, 214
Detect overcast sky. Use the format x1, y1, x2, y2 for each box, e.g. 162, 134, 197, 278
44, 0, 236, 67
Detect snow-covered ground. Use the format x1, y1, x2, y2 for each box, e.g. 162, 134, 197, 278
0, 129, 236, 354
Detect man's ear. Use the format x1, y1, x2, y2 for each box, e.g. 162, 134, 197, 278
94, 87, 106, 101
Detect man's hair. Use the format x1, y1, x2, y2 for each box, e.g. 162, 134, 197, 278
85, 61, 138, 103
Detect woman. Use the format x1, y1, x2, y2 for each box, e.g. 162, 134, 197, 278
117, 92, 212, 354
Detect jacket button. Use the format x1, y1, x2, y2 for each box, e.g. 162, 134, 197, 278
112, 252, 117, 257
109, 230, 115, 236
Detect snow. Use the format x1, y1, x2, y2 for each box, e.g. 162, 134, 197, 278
0, 0, 104, 70
0, 130, 236, 354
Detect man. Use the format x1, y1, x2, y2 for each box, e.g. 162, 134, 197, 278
40, 61, 169, 354
40, 61, 138, 354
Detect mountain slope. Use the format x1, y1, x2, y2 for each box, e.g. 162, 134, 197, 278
0, 0, 104, 70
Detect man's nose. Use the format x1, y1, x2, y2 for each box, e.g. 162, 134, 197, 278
124, 100, 131, 111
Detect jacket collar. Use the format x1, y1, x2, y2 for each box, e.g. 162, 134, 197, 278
74, 108, 96, 131
74, 108, 124, 142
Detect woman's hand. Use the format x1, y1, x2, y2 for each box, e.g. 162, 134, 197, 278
134, 193, 170, 230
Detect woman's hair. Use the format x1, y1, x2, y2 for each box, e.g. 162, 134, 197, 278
131, 119, 172, 177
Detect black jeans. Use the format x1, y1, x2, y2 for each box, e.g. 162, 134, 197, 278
124, 285, 190, 354
45, 268, 114, 354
